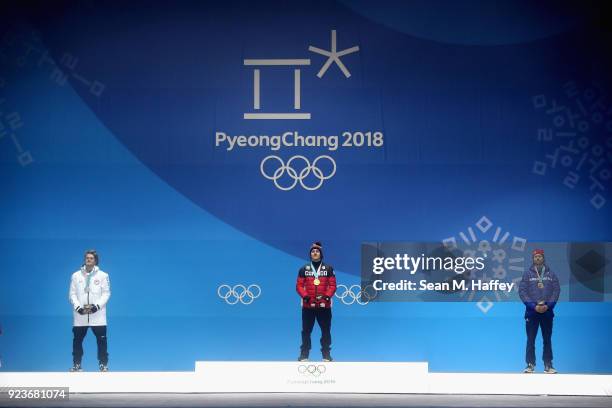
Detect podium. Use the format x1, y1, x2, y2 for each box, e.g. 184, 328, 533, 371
194, 361, 428, 393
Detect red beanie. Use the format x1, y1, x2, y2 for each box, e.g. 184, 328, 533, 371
532, 249, 545, 256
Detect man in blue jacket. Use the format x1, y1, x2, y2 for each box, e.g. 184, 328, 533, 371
519, 249, 560, 374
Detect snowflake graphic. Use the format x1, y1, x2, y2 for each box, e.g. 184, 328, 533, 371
442, 216, 528, 314
532, 81, 612, 210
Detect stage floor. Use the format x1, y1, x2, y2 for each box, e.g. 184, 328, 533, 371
1, 362, 611, 408
1, 393, 611, 408
2, 362, 611, 395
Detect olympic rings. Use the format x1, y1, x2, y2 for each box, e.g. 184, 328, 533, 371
217, 284, 262, 305
334, 284, 377, 305
260, 155, 336, 191
297, 364, 327, 376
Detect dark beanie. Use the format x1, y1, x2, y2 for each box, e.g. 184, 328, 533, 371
310, 241, 323, 260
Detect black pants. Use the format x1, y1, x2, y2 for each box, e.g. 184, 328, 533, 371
301, 308, 332, 353
525, 314, 553, 366
72, 326, 108, 365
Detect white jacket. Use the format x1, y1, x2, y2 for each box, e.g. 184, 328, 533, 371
69, 266, 111, 326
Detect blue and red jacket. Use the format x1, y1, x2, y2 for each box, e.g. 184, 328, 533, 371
518, 264, 560, 318
296, 262, 337, 309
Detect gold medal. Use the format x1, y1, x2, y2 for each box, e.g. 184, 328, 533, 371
313, 278, 321, 286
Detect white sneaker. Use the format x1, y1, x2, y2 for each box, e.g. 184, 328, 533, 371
544, 365, 557, 374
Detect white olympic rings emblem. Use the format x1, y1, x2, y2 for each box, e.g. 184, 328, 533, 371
298, 364, 327, 376
260, 155, 337, 191
335, 284, 377, 305
217, 284, 262, 305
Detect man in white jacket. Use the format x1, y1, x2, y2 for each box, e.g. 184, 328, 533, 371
69, 250, 111, 372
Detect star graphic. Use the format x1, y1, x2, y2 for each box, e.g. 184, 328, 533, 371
308, 30, 359, 78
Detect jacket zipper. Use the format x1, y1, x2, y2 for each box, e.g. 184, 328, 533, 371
314, 265, 319, 307
315, 262, 323, 303
87, 284, 90, 324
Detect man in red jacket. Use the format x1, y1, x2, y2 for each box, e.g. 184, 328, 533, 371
296, 242, 337, 362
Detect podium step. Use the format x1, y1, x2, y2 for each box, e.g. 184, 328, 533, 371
194, 361, 429, 393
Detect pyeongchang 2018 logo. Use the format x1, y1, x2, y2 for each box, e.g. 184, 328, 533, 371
214, 30, 385, 191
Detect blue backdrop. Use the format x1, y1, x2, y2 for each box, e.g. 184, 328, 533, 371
0, 0, 611, 373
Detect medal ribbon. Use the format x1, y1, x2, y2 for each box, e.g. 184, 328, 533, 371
83, 266, 95, 292
311, 262, 322, 280
535, 266, 544, 287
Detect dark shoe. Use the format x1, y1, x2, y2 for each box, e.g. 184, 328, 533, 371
69, 363, 83, 372
544, 364, 557, 374
523, 363, 535, 373
322, 350, 333, 362
298, 351, 309, 362
99, 363, 109, 372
